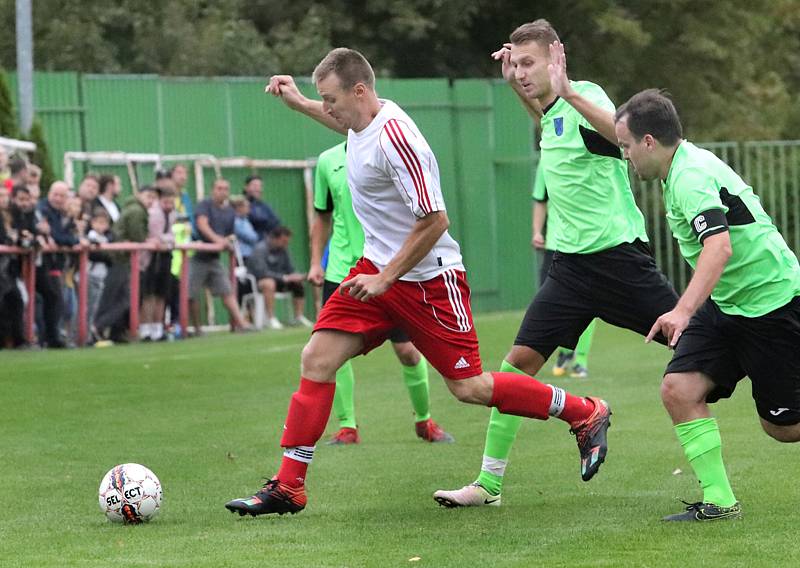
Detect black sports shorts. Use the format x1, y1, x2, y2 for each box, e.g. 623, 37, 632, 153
142, 252, 172, 298
665, 296, 800, 426
515, 240, 679, 359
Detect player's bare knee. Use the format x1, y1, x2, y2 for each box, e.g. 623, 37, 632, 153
762, 421, 800, 443
392, 342, 420, 366
660, 376, 680, 407
661, 373, 705, 408
445, 379, 474, 404
505, 345, 545, 376
300, 342, 336, 379
445, 374, 491, 405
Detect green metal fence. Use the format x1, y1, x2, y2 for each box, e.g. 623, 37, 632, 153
5, 71, 800, 314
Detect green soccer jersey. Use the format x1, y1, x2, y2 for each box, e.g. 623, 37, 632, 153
531, 164, 560, 252
663, 141, 800, 317
313, 142, 366, 283
538, 81, 648, 253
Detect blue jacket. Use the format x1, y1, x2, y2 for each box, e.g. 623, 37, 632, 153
38, 200, 79, 247
246, 196, 280, 238
234, 216, 259, 258
38, 199, 79, 271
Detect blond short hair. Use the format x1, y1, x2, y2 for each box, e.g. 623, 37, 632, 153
230, 195, 248, 209
312, 48, 375, 90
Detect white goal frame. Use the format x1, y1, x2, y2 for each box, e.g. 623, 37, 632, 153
63, 151, 317, 228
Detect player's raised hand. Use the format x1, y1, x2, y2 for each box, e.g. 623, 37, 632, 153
265, 75, 307, 111
339, 273, 391, 302
490, 43, 515, 83
547, 41, 575, 99
645, 307, 692, 348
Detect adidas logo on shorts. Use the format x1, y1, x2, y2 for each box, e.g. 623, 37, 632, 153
454, 357, 470, 370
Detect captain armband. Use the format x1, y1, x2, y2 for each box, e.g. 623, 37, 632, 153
690, 208, 728, 243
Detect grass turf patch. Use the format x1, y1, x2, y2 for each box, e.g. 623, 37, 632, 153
1, 313, 797, 567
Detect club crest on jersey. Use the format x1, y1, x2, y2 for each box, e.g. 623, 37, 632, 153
554, 117, 564, 136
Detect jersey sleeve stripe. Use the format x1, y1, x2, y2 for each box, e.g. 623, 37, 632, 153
385, 120, 429, 213
384, 124, 429, 214
390, 120, 434, 213
385, 119, 433, 213
383, 121, 428, 214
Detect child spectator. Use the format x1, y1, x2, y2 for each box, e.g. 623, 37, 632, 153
231, 195, 259, 309
231, 196, 259, 261
140, 184, 176, 341
86, 208, 113, 332
63, 193, 89, 343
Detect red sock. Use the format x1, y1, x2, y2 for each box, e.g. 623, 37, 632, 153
278, 455, 310, 488
489, 372, 551, 419
558, 393, 595, 425
277, 378, 336, 487
489, 372, 595, 425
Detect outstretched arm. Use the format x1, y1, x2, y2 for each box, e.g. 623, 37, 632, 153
265, 75, 347, 135
491, 43, 542, 126
547, 41, 618, 144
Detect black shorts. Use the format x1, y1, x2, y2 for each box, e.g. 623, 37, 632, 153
322, 279, 410, 343
276, 279, 305, 298
516, 240, 679, 358
142, 253, 172, 298
539, 250, 555, 288
665, 296, 800, 426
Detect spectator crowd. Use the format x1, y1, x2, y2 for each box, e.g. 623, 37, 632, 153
0, 149, 310, 351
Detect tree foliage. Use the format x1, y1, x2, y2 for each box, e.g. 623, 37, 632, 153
0, 68, 18, 138
26, 118, 56, 190
0, 0, 799, 140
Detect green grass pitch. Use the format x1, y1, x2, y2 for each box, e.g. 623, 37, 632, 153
1, 313, 797, 567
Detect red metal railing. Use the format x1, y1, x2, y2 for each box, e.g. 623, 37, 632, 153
0, 242, 235, 346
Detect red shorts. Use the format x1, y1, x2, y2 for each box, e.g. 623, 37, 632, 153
314, 258, 483, 380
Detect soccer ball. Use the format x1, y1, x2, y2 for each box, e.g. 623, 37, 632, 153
98, 463, 162, 523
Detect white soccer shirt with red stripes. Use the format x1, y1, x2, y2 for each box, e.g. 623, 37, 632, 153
345, 99, 464, 281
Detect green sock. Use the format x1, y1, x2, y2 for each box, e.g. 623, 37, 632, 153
675, 417, 737, 507
333, 360, 357, 429
573, 319, 597, 368
402, 357, 431, 422
476, 360, 525, 496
